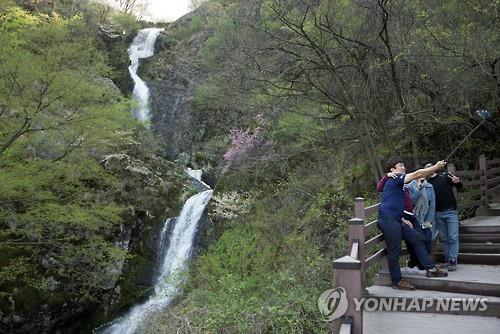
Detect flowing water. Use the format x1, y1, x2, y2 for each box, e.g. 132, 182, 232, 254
97, 30, 213, 334
127, 28, 164, 121
99, 187, 212, 334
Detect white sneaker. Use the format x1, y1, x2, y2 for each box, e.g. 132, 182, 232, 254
402, 266, 419, 275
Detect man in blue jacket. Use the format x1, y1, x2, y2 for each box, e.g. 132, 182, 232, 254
378, 157, 448, 290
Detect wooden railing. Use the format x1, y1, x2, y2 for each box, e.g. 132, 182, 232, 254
331, 155, 500, 334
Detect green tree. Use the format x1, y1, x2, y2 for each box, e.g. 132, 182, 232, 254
0, 4, 165, 326
0, 8, 124, 158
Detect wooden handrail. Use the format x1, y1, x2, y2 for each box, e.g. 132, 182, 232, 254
487, 175, 500, 186
458, 199, 484, 210
455, 169, 481, 177
487, 158, 500, 166
364, 203, 380, 216
489, 183, 500, 193
462, 179, 483, 187
364, 219, 378, 235
353, 154, 499, 269
480, 155, 488, 207
458, 188, 482, 199
364, 233, 384, 251
487, 166, 500, 175
365, 248, 386, 268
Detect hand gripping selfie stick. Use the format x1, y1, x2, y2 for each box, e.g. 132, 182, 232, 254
445, 109, 492, 161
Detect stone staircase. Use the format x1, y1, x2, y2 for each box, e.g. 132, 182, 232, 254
434, 215, 500, 265
365, 207, 500, 333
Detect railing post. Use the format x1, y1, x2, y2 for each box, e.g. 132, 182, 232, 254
479, 155, 488, 207
332, 255, 363, 334
349, 218, 365, 276
352, 198, 366, 279
354, 197, 365, 220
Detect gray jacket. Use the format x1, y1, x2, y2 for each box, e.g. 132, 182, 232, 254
406, 180, 436, 228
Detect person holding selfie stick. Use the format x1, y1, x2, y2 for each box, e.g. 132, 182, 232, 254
378, 158, 448, 291
425, 109, 490, 271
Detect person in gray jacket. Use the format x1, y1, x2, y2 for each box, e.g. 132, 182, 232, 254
407, 177, 436, 255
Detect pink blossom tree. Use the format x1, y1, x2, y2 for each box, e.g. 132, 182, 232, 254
222, 114, 272, 172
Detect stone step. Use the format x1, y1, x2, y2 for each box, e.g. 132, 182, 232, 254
436, 243, 500, 254
475, 201, 500, 216
459, 216, 500, 234
376, 264, 500, 297
364, 311, 500, 334
460, 233, 500, 243
366, 286, 500, 317
434, 252, 500, 265
475, 206, 500, 216
460, 224, 500, 234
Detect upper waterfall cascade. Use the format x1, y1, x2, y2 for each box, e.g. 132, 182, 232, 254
127, 28, 163, 121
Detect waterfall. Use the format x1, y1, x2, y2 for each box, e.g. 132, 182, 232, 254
127, 28, 164, 121
98, 175, 212, 334
186, 167, 211, 189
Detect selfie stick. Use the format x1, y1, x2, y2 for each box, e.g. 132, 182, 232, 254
445, 109, 492, 161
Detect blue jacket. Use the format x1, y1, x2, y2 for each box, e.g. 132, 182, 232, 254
406, 180, 436, 227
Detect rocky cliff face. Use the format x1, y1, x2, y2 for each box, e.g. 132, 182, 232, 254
1, 153, 191, 334
140, 1, 265, 163
80, 154, 192, 333
140, 10, 213, 160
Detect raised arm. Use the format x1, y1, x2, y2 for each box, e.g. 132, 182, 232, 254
404, 160, 446, 184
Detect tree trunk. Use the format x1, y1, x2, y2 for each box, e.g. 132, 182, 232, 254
378, 0, 419, 165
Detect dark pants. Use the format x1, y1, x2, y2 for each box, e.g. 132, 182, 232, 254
405, 214, 433, 257
422, 228, 433, 254
404, 214, 425, 270
378, 214, 435, 284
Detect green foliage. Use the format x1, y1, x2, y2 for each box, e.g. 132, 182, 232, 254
0, 159, 128, 297
176, 226, 331, 333
111, 11, 140, 34
144, 1, 496, 332
162, 13, 205, 44
0, 8, 127, 158
141, 1, 500, 333
153, 122, 354, 332
1, 0, 498, 332
0, 5, 184, 329
273, 113, 329, 167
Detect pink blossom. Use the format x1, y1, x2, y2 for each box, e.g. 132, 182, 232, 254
222, 114, 273, 171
